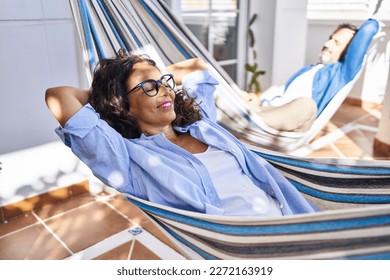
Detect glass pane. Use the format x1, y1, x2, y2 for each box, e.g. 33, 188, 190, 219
212, 0, 237, 10
180, 0, 240, 83
212, 13, 238, 61
181, 0, 209, 11
182, 13, 209, 48
221, 64, 237, 81
181, 0, 237, 12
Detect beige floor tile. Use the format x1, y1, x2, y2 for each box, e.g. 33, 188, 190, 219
346, 129, 375, 158
0, 213, 38, 237
44, 201, 134, 254
130, 240, 161, 260
306, 144, 341, 158
355, 114, 380, 127
322, 121, 343, 133
1, 183, 90, 221
335, 129, 376, 158
331, 103, 370, 125
102, 194, 183, 256
2, 197, 48, 221
94, 241, 133, 260
105, 194, 151, 226
333, 142, 364, 158
0, 223, 70, 260
69, 180, 90, 196
142, 220, 183, 253
34, 192, 95, 220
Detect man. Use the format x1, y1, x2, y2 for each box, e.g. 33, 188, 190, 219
258, 18, 381, 118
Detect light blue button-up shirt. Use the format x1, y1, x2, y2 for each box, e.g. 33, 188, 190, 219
56, 70, 317, 216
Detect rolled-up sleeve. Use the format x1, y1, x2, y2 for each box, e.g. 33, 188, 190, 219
55, 104, 131, 191
182, 70, 219, 122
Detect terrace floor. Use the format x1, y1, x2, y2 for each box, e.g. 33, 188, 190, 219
1, 100, 389, 260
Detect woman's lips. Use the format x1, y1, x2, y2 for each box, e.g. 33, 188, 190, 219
157, 100, 173, 109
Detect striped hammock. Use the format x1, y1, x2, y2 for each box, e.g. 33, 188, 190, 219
69, 0, 379, 152
69, 0, 390, 259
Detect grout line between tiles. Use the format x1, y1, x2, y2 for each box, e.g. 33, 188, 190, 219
290, 122, 357, 157
31, 211, 74, 255
64, 224, 185, 260
296, 105, 380, 155
329, 142, 347, 158
90, 194, 184, 260
128, 239, 135, 260
103, 200, 138, 224
65, 227, 137, 260
99, 195, 162, 258
0, 219, 41, 240
38, 199, 98, 222
133, 227, 186, 260
97, 194, 143, 227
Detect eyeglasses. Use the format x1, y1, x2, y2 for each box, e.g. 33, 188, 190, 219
127, 74, 175, 97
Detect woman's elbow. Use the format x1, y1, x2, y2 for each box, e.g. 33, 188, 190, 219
45, 87, 61, 107
44, 86, 81, 127
192, 58, 207, 71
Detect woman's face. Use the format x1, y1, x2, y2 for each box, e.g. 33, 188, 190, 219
127, 62, 176, 135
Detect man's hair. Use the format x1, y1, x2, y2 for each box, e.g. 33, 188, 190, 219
89, 51, 202, 139
334, 23, 358, 34
334, 23, 358, 62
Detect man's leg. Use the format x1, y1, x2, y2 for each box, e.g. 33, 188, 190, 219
258, 97, 317, 132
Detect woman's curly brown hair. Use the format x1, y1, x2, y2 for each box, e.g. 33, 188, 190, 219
89, 52, 202, 139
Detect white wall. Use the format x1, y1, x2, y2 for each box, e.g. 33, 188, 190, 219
248, 0, 276, 90
0, 0, 91, 205
272, 0, 309, 86
0, 0, 88, 155
250, 0, 309, 90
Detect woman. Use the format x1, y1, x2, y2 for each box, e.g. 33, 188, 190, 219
45, 53, 318, 216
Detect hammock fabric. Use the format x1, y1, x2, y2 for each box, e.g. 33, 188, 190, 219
69, 0, 390, 259
69, 0, 377, 152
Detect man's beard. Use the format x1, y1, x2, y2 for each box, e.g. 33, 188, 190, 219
319, 49, 333, 64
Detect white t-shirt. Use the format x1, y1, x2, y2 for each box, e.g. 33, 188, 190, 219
195, 146, 283, 217
260, 64, 324, 107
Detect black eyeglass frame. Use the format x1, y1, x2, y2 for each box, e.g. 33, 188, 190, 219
127, 74, 175, 97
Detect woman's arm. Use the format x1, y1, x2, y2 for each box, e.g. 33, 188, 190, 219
166, 58, 208, 85
45, 86, 91, 127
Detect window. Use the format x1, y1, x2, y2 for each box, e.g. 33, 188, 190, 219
307, 0, 390, 20
168, 0, 247, 85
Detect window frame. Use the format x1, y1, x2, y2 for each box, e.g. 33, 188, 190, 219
166, 0, 248, 88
